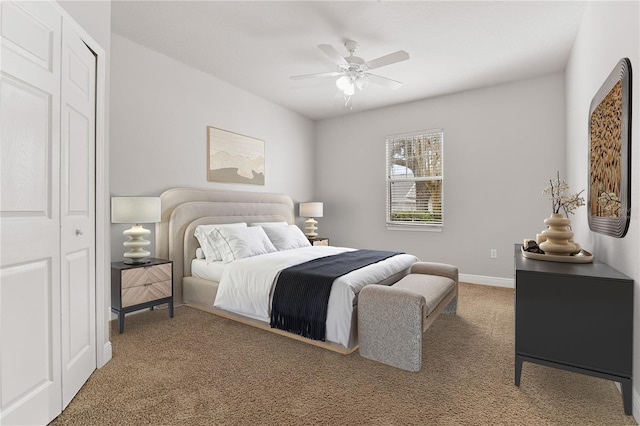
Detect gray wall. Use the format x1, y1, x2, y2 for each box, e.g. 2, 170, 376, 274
564, 1, 640, 416
109, 34, 316, 262
315, 73, 566, 284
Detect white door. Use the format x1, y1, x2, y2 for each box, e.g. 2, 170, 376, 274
59, 18, 96, 408
0, 1, 63, 425
1, 2, 98, 424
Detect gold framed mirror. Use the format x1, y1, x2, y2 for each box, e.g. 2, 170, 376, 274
588, 58, 632, 238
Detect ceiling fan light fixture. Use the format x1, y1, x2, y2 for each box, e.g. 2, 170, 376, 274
355, 75, 370, 91
336, 75, 351, 91
343, 82, 355, 96
292, 40, 408, 103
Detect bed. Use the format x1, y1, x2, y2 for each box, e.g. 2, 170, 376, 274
156, 188, 416, 353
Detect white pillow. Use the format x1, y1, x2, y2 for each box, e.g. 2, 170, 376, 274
212, 226, 277, 263
262, 225, 311, 251
195, 247, 205, 259
194, 223, 247, 262
249, 222, 288, 227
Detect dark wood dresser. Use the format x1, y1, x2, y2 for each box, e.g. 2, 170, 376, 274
514, 244, 633, 415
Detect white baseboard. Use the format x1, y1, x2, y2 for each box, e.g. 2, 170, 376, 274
100, 341, 112, 368
459, 274, 514, 288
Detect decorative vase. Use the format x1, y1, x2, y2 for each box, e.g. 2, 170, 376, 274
539, 213, 577, 256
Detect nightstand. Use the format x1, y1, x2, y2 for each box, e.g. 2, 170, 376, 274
111, 258, 174, 333
309, 237, 329, 246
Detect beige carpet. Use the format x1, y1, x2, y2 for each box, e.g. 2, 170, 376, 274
51, 283, 635, 425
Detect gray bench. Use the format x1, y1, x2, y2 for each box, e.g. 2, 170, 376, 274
358, 262, 458, 372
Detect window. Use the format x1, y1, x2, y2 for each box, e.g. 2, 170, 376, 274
386, 129, 444, 229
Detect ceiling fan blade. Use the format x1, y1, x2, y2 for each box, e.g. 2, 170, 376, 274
290, 71, 343, 80
365, 50, 410, 70
318, 44, 350, 67
367, 74, 403, 90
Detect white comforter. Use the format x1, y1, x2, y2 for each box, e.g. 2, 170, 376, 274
213, 246, 417, 348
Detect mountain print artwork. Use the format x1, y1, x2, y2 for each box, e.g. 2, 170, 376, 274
208, 126, 265, 185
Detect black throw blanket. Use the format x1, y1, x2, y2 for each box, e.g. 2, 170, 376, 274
270, 249, 402, 341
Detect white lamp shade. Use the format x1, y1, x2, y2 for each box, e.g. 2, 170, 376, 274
300, 202, 323, 218
111, 197, 161, 224
336, 76, 350, 91
355, 75, 370, 91
343, 82, 355, 96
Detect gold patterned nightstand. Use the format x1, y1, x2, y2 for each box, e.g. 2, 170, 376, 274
309, 237, 329, 246
111, 258, 173, 333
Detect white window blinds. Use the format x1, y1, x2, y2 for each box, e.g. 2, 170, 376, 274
386, 129, 444, 228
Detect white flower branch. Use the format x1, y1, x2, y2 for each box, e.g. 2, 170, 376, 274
542, 171, 585, 217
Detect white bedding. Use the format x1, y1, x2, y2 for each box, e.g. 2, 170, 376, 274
191, 258, 227, 282
213, 246, 417, 348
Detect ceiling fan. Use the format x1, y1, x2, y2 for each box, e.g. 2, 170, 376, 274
291, 40, 410, 97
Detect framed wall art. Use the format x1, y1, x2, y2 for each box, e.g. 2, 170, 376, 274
587, 58, 632, 238
207, 126, 265, 185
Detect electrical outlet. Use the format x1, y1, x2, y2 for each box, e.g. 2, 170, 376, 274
490, 249, 498, 259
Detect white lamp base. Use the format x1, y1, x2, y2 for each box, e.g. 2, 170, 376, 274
305, 218, 318, 239
123, 224, 151, 264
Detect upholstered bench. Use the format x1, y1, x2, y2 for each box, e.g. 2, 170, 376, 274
358, 262, 458, 372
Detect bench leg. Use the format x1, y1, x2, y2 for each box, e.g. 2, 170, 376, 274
444, 295, 457, 315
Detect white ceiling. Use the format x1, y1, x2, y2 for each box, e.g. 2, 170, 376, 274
111, 1, 587, 121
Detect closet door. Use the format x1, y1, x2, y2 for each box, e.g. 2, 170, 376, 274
0, 1, 63, 425
60, 18, 96, 408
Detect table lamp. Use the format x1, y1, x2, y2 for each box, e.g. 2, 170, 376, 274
111, 197, 161, 264
299, 202, 323, 239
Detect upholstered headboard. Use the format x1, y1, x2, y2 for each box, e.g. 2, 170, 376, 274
156, 188, 295, 303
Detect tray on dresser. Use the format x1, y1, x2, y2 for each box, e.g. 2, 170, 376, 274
520, 246, 593, 263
